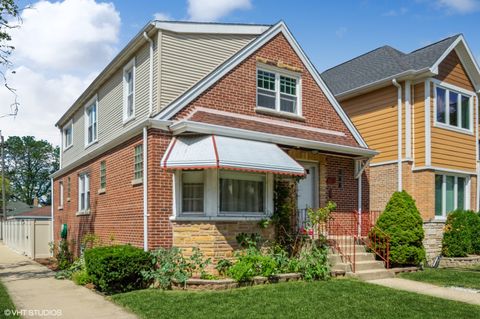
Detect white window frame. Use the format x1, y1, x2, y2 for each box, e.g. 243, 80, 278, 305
78, 173, 90, 214
173, 169, 274, 219
84, 95, 98, 148
123, 58, 136, 124
256, 64, 302, 117
433, 80, 474, 135
435, 173, 470, 219
59, 181, 64, 210
63, 120, 73, 150
179, 170, 206, 215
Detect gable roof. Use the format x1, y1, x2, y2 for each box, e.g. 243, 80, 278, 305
321, 34, 480, 97
8, 206, 51, 219
155, 21, 369, 149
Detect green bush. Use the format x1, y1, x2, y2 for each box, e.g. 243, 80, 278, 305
290, 241, 329, 281
55, 257, 85, 280
442, 210, 480, 257
227, 248, 278, 282
372, 191, 426, 266
72, 270, 92, 285
84, 245, 152, 294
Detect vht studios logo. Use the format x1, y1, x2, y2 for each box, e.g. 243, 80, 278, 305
4, 309, 63, 317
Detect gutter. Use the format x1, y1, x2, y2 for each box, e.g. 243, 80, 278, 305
392, 79, 403, 191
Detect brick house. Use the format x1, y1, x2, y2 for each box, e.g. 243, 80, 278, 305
322, 35, 480, 261
51, 21, 376, 263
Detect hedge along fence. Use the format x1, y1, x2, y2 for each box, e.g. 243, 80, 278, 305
84, 245, 152, 294
442, 210, 480, 257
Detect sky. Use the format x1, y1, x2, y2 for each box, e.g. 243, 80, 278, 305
1, 0, 480, 145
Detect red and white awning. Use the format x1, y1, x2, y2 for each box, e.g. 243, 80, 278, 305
161, 135, 305, 176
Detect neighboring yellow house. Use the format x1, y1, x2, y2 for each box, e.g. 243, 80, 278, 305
322, 35, 480, 261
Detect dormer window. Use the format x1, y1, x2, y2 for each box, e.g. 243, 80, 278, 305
256, 67, 301, 116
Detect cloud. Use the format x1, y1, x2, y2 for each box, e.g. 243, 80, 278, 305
335, 27, 347, 38
187, 0, 252, 21
10, 0, 121, 73
435, 0, 480, 13
382, 7, 408, 16
153, 12, 172, 21
0, 0, 121, 145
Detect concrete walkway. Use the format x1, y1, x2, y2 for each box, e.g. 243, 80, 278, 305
368, 277, 480, 306
0, 243, 137, 319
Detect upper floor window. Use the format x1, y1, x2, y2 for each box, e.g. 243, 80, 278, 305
63, 121, 73, 149
123, 58, 135, 122
85, 98, 98, 146
256, 67, 301, 115
435, 85, 472, 132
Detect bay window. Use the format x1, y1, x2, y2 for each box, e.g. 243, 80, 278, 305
435, 84, 472, 132
182, 171, 204, 213
256, 67, 301, 115
435, 174, 468, 218
219, 172, 265, 214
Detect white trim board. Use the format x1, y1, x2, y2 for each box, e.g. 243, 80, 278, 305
153, 21, 270, 35
412, 165, 477, 176
155, 21, 369, 149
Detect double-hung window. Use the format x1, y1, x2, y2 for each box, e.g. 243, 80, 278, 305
219, 171, 265, 214
257, 67, 301, 115
435, 85, 472, 132
63, 121, 73, 149
181, 171, 204, 213
435, 174, 468, 218
85, 98, 98, 146
78, 173, 90, 212
123, 58, 135, 122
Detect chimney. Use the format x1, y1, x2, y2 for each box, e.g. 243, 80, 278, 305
33, 197, 39, 207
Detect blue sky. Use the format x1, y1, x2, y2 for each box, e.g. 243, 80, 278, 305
2, 0, 480, 144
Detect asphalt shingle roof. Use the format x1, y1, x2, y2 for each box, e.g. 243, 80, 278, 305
321, 35, 460, 96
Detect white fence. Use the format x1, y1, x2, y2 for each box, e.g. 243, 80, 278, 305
1, 219, 52, 258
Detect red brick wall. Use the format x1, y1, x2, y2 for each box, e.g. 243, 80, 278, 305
174, 33, 359, 148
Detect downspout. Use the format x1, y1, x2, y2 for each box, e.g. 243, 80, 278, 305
392, 79, 403, 191
357, 170, 362, 237
143, 32, 154, 116
50, 178, 54, 254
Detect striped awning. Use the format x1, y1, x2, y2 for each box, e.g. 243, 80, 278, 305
161, 135, 305, 176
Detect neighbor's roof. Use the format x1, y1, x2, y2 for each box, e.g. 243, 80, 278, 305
8, 206, 51, 219
321, 35, 461, 96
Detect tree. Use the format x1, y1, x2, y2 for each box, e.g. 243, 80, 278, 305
1, 0, 20, 118
5, 136, 59, 205
0, 175, 10, 212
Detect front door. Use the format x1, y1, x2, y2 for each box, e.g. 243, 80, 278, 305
297, 163, 318, 227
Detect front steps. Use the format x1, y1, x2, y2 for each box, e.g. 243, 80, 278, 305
328, 238, 394, 280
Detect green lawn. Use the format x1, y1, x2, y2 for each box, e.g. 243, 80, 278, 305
111, 279, 480, 319
0, 280, 19, 319
400, 267, 480, 290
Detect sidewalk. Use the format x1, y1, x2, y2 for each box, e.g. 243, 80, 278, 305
368, 277, 480, 306
0, 243, 137, 319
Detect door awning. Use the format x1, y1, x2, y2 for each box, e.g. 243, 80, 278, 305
161, 135, 305, 176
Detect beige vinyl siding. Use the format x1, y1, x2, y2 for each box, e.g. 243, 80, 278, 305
62, 40, 158, 167
342, 86, 398, 163
430, 51, 477, 171
413, 83, 425, 167
159, 31, 255, 108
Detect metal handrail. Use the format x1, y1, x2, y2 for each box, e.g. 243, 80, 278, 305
321, 216, 357, 273
354, 211, 390, 269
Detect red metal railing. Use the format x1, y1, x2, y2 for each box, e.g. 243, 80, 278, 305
354, 211, 390, 269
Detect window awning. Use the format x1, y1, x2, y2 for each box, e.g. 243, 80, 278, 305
161, 135, 305, 176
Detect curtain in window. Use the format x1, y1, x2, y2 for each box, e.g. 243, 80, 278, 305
220, 178, 264, 213
182, 171, 204, 213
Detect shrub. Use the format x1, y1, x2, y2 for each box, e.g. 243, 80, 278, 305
215, 259, 233, 276
84, 245, 152, 294
372, 191, 426, 266
227, 248, 278, 282
290, 241, 329, 281
52, 239, 74, 270
442, 210, 480, 257
141, 247, 211, 289
55, 257, 85, 280
72, 270, 92, 285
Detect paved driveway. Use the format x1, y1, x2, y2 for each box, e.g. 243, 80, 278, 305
0, 243, 137, 319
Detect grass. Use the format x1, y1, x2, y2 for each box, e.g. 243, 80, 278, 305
0, 280, 19, 319
111, 279, 480, 319
400, 267, 480, 290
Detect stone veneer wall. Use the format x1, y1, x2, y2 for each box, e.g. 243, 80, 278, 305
439, 255, 480, 268
423, 221, 445, 264
171, 221, 274, 266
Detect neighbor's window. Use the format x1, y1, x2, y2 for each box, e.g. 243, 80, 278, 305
257, 68, 300, 115
435, 85, 472, 131
435, 174, 467, 218
85, 100, 98, 145
123, 59, 135, 121
134, 145, 143, 180
219, 171, 265, 214
182, 171, 204, 213
100, 161, 106, 189
78, 173, 90, 212
59, 181, 64, 208
63, 121, 73, 149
